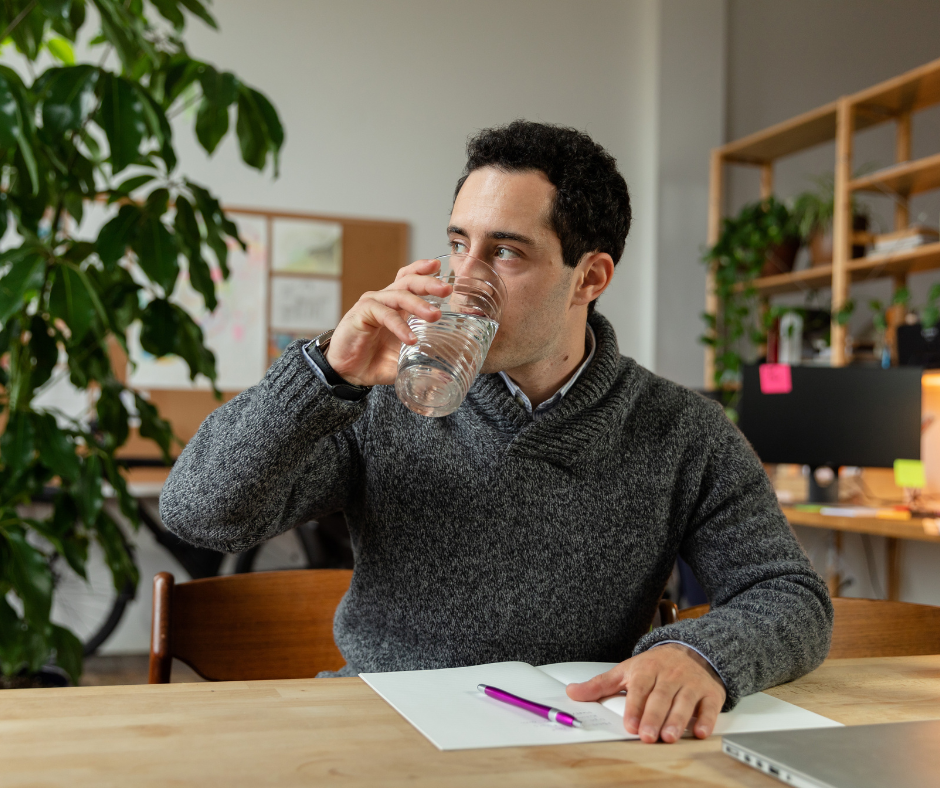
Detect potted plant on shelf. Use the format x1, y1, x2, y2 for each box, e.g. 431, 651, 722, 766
0, 0, 283, 688
791, 173, 871, 266
701, 197, 800, 413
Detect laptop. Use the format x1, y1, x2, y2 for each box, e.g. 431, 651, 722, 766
722, 719, 940, 788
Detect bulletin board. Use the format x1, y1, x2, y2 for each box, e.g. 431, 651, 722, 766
117, 206, 409, 460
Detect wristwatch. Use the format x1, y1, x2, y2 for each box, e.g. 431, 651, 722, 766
301, 330, 372, 402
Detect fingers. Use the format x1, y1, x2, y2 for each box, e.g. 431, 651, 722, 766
389, 272, 453, 299
692, 695, 723, 739
657, 687, 700, 743
394, 258, 441, 281
565, 667, 626, 702
363, 302, 417, 345
359, 288, 443, 328
622, 671, 657, 737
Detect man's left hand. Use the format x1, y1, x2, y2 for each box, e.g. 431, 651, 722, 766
565, 643, 726, 743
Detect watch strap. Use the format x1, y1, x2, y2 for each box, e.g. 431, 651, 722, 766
302, 331, 372, 402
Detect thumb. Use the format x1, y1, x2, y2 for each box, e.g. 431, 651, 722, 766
566, 667, 625, 702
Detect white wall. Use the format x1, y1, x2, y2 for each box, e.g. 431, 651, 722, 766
652, 0, 727, 387
173, 0, 664, 366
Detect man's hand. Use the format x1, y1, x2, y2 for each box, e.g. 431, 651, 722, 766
566, 643, 726, 743
325, 259, 453, 387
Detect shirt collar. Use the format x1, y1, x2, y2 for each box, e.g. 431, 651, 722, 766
497, 325, 597, 417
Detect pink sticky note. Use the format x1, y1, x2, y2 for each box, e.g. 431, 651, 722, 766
759, 363, 792, 394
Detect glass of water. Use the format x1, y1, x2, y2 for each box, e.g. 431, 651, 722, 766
395, 252, 508, 417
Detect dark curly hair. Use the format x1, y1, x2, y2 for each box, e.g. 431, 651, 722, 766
454, 120, 631, 313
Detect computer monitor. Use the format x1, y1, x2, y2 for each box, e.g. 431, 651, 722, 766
737, 365, 921, 502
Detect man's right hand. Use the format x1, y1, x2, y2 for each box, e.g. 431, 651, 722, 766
325, 258, 452, 387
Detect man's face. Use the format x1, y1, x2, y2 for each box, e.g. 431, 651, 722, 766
447, 167, 579, 375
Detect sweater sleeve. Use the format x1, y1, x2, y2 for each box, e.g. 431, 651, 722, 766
158, 340, 369, 554
632, 410, 833, 710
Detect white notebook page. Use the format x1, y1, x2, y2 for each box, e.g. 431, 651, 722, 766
361, 661, 634, 750
362, 661, 842, 751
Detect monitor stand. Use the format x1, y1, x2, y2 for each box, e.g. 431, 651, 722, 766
807, 465, 839, 504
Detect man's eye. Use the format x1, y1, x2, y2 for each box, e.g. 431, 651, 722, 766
450, 240, 468, 254
494, 248, 518, 260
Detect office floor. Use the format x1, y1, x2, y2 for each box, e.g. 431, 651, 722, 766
81, 655, 205, 686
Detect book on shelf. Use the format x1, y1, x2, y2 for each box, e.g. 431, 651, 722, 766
871, 225, 939, 255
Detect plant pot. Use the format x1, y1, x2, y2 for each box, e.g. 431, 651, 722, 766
808, 214, 868, 266
810, 229, 833, 266
0, 666, 71, 690
760, 237, 801, 277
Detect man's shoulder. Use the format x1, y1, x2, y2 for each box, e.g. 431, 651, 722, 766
610, 357, 734, 444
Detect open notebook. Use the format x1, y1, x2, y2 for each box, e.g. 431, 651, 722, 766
360, 661, 842, 750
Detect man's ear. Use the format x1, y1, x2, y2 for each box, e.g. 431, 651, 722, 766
571, 252, 615, 306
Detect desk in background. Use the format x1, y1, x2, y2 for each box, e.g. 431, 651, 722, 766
783, 505, 940, 601
1, 655, 938, 787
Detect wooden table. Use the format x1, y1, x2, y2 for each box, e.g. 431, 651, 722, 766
783, 505, 940, 600
2, 655, 938, 787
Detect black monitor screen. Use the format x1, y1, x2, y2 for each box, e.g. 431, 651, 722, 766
737, 365, 922, 468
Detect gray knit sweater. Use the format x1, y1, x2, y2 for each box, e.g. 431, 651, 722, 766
159, 313, 832, 708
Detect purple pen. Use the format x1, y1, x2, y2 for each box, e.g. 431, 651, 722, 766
477, 684, 583, 728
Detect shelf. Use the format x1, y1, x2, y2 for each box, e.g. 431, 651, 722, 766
851, 56, 940, 123
739, 241, 940, 296
720, 102, 837, 164
849, 152, 940, 197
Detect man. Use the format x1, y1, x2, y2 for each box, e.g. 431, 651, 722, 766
160, 120, 832, 744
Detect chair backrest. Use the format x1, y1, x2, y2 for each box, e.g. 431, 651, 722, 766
149, 569, 353, 683
675, 598, 940, 659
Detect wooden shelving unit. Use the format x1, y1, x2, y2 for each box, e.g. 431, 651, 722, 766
706, 56, 940, 387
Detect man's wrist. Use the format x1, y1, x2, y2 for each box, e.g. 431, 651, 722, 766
302, 331, 372, 402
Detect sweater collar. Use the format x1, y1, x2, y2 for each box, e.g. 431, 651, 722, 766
467, 312, 646, 466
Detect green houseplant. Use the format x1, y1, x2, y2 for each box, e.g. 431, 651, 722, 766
701, 197, 800, 412
791, 173, 871, 266
0, 0, 283, 687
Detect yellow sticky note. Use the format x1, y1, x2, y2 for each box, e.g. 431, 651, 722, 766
894, 459, 926, 489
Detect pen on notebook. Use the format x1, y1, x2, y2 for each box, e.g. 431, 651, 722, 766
477, 684, 583, 728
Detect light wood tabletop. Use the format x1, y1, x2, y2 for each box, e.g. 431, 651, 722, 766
2, 655, 938, 787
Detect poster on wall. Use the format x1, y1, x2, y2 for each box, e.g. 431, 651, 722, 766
272, 217, 342, 276
128, 215, 269, 390
270, 276, 341, 332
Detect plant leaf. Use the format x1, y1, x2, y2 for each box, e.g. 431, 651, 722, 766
35, 412, 81, 482
139, 298, 178, 356
195, 66, 236, 154
39, 64, 99, 136
2, 527, 53, 626
94, 511, 138, 593
245, 86, 283, 176
0, 250, 45, 325
50, 623, 83, 683
135, 393, 176, 463
97, 72, 147, 174
235, 87, 266, 170
149, 0, 185, 29
174, 195, 217, 311
46, 36, 76, 64
96, 203, 141, 267
0, 411, 37, 474
0, 65, 40, 194
177, 0, 217, 28
131, 213, 179, 294
49, 265, 96, 341
28, 314, 58, 389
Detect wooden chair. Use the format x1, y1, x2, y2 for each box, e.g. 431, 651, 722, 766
149, 569, 352, 683
669, 598, 940, 659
